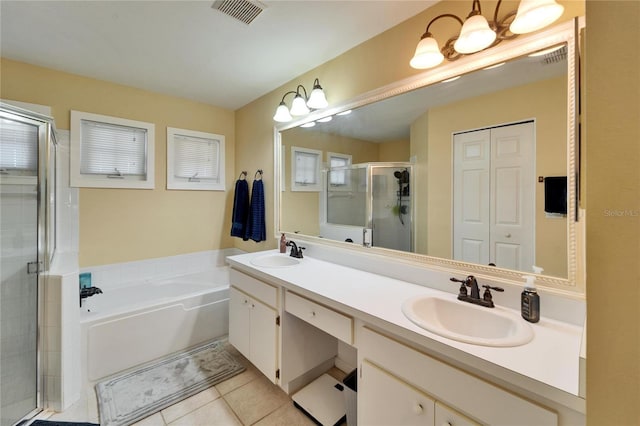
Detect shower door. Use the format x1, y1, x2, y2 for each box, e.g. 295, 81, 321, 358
0, 107, 49, 426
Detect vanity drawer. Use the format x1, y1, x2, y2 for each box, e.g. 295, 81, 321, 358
285, 291, 353, 344
230, 269, 277, 308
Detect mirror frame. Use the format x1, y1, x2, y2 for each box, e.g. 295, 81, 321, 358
274, 18, 584, 293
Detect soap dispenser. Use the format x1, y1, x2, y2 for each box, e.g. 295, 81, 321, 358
279, 233, 287, 253
521, 274, 540, 323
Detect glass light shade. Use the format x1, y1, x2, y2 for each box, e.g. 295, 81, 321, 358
510, 0, 564, 34
300, 121, 316, 128
273, 102, 292, 122
454, 14, 496, 54
290, 94, 310, 116
410, 36, 444, 69
317, 116, 332, 123
307, 87, 328, 109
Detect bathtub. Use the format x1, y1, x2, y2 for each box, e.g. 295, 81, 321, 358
80, 267, 230, 382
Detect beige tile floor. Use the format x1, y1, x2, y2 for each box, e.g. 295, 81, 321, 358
45, 346, 346, 426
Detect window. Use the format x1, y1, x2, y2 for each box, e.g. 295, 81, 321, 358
70, 110, 155, 189
291, 146, 322, 192
327, 152, 352, 187
167, 127, 225, 191
0, 116, 38, 178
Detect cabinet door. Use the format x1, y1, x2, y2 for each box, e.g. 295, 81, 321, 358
435, 402, 480, 426
229, 287, 251, 358
250, 298, 278, 382
360, 360, 435, 426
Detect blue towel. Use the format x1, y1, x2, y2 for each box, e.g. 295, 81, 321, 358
230, 179, 249, 238
245, 179, 266, 242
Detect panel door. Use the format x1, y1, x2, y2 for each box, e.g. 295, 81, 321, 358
360, 360, 435, 426
453, 130, 491, 265
250, 299, 278, 383
228, 287, 251, 359
490, 122, 535, 270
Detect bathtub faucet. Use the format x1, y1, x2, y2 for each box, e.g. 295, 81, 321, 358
80, 286, 103, 308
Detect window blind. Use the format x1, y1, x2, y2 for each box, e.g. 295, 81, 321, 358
80, 119, 147, 176
0, 117, 38, 173
294, 151, 318, 185
173, 134, 219, 181
329, 156, 349, 185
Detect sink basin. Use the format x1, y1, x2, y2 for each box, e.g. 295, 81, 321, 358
402, 295, 533, 347
250, 254, 300, 268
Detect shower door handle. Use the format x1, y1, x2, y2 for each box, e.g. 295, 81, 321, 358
27, 261, 43, 274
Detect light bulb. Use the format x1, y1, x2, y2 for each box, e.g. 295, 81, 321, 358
290, 94, 310, 116
410, 35, 444, 69
510, 0, 564, 34
273, 102, 292, 122
454, 14, 496, 54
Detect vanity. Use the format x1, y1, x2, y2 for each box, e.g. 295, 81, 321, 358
227, 246, 585, 425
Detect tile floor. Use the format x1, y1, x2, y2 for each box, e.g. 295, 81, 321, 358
45, 346, 346, 426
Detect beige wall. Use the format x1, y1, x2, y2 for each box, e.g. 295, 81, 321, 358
418, 76, 568, 277
585, 1, 640, 424
0, 58, 236, 267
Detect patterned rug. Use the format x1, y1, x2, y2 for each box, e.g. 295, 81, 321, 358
96, 338, 245, 426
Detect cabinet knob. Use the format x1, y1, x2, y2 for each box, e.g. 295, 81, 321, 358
440, 423, 452, 426
413, 403, 423, 414
310, 311, 316, 317
505, 233, 512, 238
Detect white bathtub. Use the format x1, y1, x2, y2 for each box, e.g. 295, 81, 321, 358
81, 268, 230, 382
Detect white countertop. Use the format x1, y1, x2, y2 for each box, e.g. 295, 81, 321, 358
227, 249, 584, 410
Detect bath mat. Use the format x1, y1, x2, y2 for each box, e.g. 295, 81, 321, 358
31, 422, 99, 426
95, 338, 245, 426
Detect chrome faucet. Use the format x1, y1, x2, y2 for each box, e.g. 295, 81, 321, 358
450, 275, 504, 308
286, 241, 305, 259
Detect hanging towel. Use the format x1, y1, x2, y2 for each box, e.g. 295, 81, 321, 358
230, 178, 250, 238
245, 179, 266, 242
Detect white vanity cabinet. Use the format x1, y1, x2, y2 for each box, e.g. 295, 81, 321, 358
358, 326, 558, 426
229, 270, 279, 383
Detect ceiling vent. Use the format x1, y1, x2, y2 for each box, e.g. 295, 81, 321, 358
541, 45, 567, 65
212, 0, 266, 25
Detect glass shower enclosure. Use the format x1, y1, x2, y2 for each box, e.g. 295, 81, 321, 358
0, 103, 57, 426
320, 162, 413, 252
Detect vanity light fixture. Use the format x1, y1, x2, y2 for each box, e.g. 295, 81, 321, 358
317, 116, 333, 123
409, 0, 564, 69
483, 62, 506, 70
300, 121, 316, 128
273, 78, 328, 122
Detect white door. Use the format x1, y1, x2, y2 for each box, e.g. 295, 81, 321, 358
360, 360, 435, 426
250, 299, 278, 382
490, 122, 535, 270
453, 129, 491, 265
228, 287, 251, 359
453, 122, 535, 270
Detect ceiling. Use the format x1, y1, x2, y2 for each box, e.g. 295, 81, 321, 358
0, 0, 436, 111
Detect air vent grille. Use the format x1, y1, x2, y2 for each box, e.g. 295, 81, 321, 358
541, 45, 567, 65
212, 0, 265, 25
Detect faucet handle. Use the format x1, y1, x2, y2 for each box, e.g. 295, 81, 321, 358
481, 285, 504, 307
450, 277, 468, 299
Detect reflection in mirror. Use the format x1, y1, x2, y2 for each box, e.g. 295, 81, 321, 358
278, 23, 580, 286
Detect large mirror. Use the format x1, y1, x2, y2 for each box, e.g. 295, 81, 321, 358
276, 19, 582, 290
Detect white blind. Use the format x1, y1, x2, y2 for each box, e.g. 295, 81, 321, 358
329, 156, 349, 185
173, 134, 219, 181
80, 119, 147, 176
0, 117, 38, 173
294, 151, 318, 185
